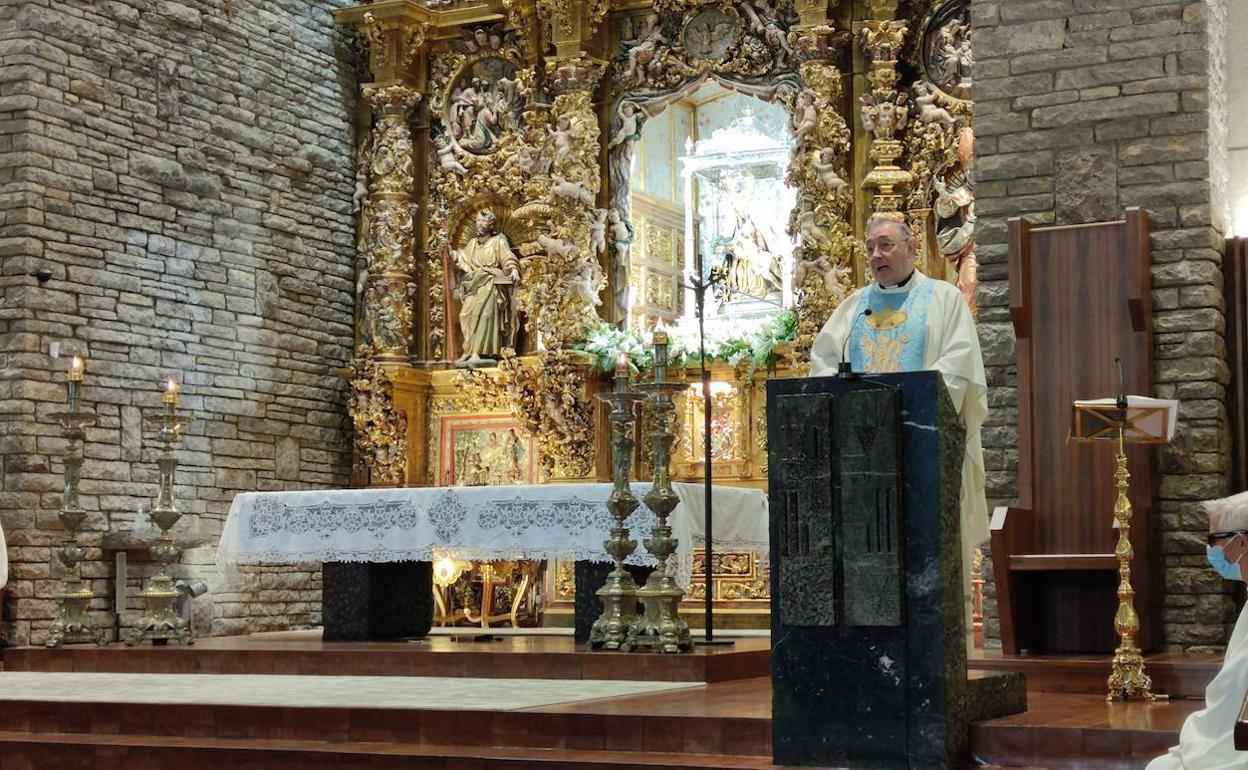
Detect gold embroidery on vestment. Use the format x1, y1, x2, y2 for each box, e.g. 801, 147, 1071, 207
866, 309, 907, 330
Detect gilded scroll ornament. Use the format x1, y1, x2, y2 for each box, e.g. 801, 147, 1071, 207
783, 55, 859, 352
859, 15, 913, 218
498, 349, 595, 479
349, 350, 408, 486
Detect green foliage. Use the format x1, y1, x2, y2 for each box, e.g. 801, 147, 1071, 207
575, 310, 797, 379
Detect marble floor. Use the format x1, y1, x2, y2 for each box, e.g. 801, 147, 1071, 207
0, 671, 699, 710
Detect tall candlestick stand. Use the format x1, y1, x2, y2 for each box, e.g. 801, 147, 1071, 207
47, 358, 104, 647
126, 382, 195, 646
1106, 426, 1153, 701
624, 332, 692, 654
590, 357, 647, 650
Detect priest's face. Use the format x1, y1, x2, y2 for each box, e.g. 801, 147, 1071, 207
1208, 522, 1248, 581
865, 220, 917, 287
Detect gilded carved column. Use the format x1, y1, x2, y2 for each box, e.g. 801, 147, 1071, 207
362, 85, 421, 359
859, 2, 912, 218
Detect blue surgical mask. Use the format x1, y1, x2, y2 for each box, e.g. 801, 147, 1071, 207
1207, 544, 1244, 581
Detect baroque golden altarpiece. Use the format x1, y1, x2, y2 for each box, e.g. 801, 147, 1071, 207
336, 0, 976, 624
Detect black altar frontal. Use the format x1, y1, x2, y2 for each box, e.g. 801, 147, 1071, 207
767, 371, 1023, 770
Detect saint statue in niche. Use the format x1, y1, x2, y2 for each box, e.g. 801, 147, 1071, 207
452, 209, 521, 366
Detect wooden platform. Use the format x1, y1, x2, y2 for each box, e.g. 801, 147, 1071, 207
970, 649, 1221, 699
0, 631, 1220, 769
3, 630, 770, 683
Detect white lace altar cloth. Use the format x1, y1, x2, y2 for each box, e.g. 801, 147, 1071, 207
216, 482, 768, 588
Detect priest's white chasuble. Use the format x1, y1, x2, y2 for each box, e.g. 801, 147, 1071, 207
810, 270, 990, 629
1148, 602, 1248, 770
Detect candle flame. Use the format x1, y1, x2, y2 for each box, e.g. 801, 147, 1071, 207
71, 356, 82, 370
166, 378, 177, 393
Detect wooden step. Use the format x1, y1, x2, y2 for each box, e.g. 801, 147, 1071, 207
970, 651, 1220, 698
4, 634, 769, 683
0, 732, 796, 770
0, 699, 771, 757
971, 692, 1194, 770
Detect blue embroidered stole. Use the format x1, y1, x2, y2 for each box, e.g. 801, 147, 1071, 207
846, 276, 934, 373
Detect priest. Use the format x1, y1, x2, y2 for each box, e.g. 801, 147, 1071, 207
810, 214, 989, 640
1148, 491, 1248, 770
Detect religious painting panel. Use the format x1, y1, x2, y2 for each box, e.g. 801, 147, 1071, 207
437, 414, 538, 487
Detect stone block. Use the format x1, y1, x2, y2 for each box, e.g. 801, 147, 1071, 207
1032, 92, 1179, 128
1055, 147, 1118, 224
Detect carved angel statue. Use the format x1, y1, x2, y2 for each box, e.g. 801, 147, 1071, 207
434, 133, 469, 175
548, 115, 574, 166
608, 208, 633, 264
793, 90, 818, 142
620, 12, 665, 85
608, 102, 644, 149
810, 148, 848, 195
914, 81, 955, 127
792, 246, 849, 301
939, 19, 974, 87
589, 209, 607, 255
760, 19, 794, 68
550, 173, 596, 207
861, 93, 908, 141
793, 199, 832, 252
352, 137, 370, 214
569, 258, 603, 307
537, 224, 578, 259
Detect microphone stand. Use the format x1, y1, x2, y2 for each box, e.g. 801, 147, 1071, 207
678, 271, 789, 647
684, 270, 733, 646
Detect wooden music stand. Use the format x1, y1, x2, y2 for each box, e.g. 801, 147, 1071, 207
1070, 395, 1177, 702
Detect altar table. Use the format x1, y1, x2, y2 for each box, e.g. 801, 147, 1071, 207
216, 482, 768, 640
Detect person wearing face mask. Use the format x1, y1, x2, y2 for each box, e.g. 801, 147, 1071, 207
810, 213, 988, 649
1148, 490, 1248, 770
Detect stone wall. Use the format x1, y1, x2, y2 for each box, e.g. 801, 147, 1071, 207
0, 0, 358, 645
971, 0, 1234, 650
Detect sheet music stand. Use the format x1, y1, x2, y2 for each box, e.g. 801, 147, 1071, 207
1071, 396, 1177, 703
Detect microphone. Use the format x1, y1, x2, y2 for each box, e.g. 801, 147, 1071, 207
1115, 357, 1127, 410
838, 308, 873, 377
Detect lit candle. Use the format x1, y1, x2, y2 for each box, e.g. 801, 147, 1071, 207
614, 352, 630, 393
67, 356, 83, 411
163, 377, 179, 409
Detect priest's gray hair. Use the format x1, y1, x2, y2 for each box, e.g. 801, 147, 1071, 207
865, 214, 915, 242
1205, 490, 1248, 531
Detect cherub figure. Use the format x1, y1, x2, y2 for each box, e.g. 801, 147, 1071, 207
550, 173, 596, 207
914, 81, 955, 127
608, 102, 644, 149
569, 259, 603, 307
620, 13, 665, 85
793, 90, 818, 142
434, 133, 469, 175
589, 209, 607, 255
548, 115, 574, 166
810, 148, 847, 195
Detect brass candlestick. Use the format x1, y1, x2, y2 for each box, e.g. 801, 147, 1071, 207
1107, 427, 1153, 701
590, 356, 647, 650
126, 380, 194, 646
624, 332, 692, 654
47, 357, 104, 647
